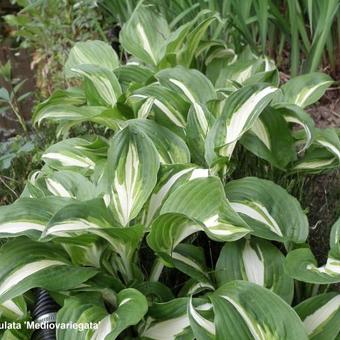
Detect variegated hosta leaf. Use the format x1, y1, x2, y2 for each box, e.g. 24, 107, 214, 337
156, 66, 217, 105
160, 176, 251, 241
147, 213, 208, 282
241, 107, 296, 169
120, 2, 170, 65
127, 119, 190, 164
314, 128, 340, 162
215, 56, 279, 89
273, 72, 333, 108
25, 170, 96, 200
144, 164, 210, 227
33, 87, 86, 125
285, 218, 340, 284
216, 238, 294, 303
225, 177, 309, 243
130, 84, 189, 130
107, 125, 160, 226
43, 198, 144, 263
32, 104, 124, 132
71, 64, 122, 107
141, 297, 210, 339
205, 84, 279, 166
0, 197, 70, 239
0, 296, 27, 321
273, 103, 316, 152
291, 128, 340, 173
0, 238, 97, 303
114, 64, 154, 92
209, 281, 308, 339
57, 289, 147, 340
65, 40, 119, 78
295, 293, 340, 340
186, 103, 215, 165
42, 137, 108, 173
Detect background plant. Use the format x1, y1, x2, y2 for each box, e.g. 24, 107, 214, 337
0, 3, 339, 339
100, 0, 340, 76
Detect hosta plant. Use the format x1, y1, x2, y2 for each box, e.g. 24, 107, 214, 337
0, 4, 339, 340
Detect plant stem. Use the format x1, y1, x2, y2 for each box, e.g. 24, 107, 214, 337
149, 258, 164, 282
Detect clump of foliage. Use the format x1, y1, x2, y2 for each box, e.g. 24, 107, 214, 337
100, 0, 340, 76
0, 4, 339, 339
4, 0, 106, 97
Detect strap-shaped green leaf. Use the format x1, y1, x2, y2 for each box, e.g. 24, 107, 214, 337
107, 125, 160, 226
0, 238, 97, 303
205, 84, 278, 166
216, 238, 294, 303
65, 40, 119, 77
209, 281, 308, 339
225, 177, 309, 243
295, 293, 340, 339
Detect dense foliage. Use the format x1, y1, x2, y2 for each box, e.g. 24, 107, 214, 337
0, 3, 339, 339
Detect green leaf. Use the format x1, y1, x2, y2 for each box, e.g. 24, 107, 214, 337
0, 238, 97, 303
156, 66, 217, 104
58, 288, 148, 339
210, 281, 308, 339
225, 177, 309, 243
216, 238, 294, 303
142, 297, 208, 339
205, 84, 278, 166
285, 218, 340, 284
291, 128, 340, 173
26, 170, 96, 200
65, 40, 119, 78
0, 197, 70, 240
130, 83, 188, 129
186, 103, 216, 165
107, 125, 160, 226
127, 119, 190, 164
0, 296, 27, 321
273, 103, 316, 152
42, 137, 108, 173
71, 64, 122, 107
144, 164, 209, 226
295, 293, 340, 339
274, 72, 333, 108
120, 2, 170, 65
43, 198, 144, 263
160, 176, 251, 241
241, 107, 296, 169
